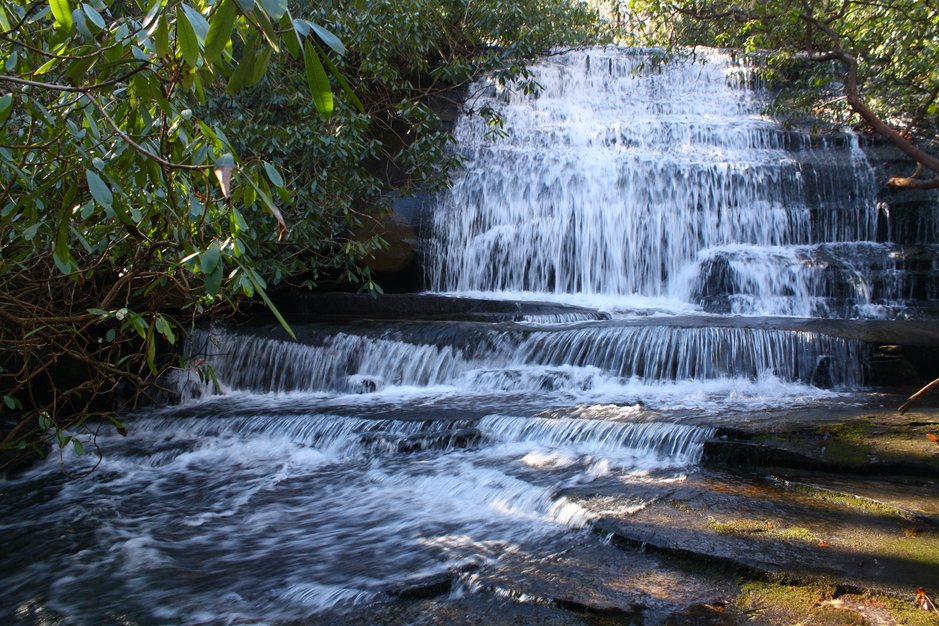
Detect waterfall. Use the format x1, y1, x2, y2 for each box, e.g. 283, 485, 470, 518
5, 48, 933, 626
427, 48, 907, 318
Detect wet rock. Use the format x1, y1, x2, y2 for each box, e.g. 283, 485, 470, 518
387, 573, 453, 601
867, 355, 921, 387
663, 603, 739, 625
261, 292, 608, 323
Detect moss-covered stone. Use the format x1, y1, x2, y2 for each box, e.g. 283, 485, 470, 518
732, 582, 937, 626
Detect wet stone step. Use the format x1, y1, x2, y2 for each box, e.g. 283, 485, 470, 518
565, 469, 939, 597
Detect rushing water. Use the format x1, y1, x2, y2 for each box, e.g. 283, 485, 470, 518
1, 48, 934, 625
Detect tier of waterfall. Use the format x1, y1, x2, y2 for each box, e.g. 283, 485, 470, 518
428, 48, 935, 319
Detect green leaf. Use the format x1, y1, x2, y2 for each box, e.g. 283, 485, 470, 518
252, 8, 280, 51
155, 314, 176, 344
200, 243, 221, 274
49, 0, 73, 28
67, 55, 97, 84
318, 46, 365, 114
262, 161, 284, 188
176, 6, 201, 68
189, 196, 204, 219
146, 325, 156, 372
308, 22, 346, 55
23, 325, 48, 339
181, 3, 210, 42
303, 41, 333, 121
0, 94, 13, 125
72, 439, 84, 456
204, 262, 223, 298
154, 15, 170, 57
225, 33, 258, 93
203, 0, 236, 65
86, 170, 112, 208
81, 3, 105, 30
53, 239, 80, 276
258, 0, 287, 21
234, 0, 253, 11
249, 46, 272, 85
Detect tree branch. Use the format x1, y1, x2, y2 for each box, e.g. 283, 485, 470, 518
799, 13, 939, 179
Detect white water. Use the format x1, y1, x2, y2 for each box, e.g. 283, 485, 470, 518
429, 48, 896, 318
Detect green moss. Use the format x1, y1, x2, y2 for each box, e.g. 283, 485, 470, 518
733, 581, 832, 623
822, 439, 870, 466
772, 527, 821, 543
883, 531, 939, 569
789, 483, 902, 516
733, 582, 937, 626
874, 593, 939, 626
706, 517, 770, 536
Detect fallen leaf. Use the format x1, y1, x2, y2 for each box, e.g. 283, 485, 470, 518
916, 587, 932, 611
818, 540, 829, 547
927, 433, 938, 443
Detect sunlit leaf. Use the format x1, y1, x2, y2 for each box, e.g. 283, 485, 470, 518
303, 41, 333, 121
81, 3, 105, 30
49, 0, 73, 28
308, 22, 346, 55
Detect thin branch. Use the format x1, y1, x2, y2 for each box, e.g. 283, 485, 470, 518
84, 93, 214, 172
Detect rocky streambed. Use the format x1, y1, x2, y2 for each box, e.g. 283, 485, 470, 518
273, 397, 939, 626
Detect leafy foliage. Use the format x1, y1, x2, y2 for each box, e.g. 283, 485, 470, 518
0, 0, 349, 468
198, 0, 605, 291
0, 0, 602, 469
622, 0, 939, 188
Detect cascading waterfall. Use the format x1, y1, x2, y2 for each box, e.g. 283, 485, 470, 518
4, 47, 929, 626
428, 48, 906, 318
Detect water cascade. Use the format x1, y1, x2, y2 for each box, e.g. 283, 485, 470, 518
2, 48, 936, 625
429, 49, 935, 319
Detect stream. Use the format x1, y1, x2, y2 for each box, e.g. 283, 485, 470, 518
1, 48, 937, 625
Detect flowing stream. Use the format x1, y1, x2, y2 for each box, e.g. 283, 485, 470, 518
2, 48, 935, 625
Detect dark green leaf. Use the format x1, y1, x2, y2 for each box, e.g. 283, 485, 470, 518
203, 0, 236, 65
176, 6, 201, 68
